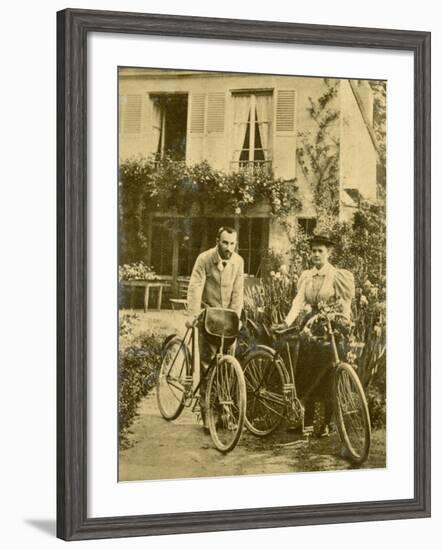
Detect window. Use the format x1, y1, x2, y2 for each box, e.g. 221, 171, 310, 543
297, 217, 317, 236
151, 94, 188, 160
237, 218, 269, 276
150, 217, 269, 277
231, 91, 273, 172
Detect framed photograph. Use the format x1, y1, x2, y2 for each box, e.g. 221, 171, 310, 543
57, 8, 431, 541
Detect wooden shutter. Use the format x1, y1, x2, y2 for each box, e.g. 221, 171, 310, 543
190, 93, 206, 133
276, 90, 296, 133
187, 93, 206, 163
123, 94, 142, 134
207, 92, 225, 133
273, 90, 297, 178
118, 95, 124, 133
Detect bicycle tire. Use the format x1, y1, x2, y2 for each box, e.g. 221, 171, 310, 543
206, 355, 246, 453
156, 336, 190, 421
333, 362, 371, 465
241, 348, 288, 436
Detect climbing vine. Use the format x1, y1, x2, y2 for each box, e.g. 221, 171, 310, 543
296, 79, 341, 227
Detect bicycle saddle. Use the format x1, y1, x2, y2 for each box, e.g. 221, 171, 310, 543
204, 307, 240, 339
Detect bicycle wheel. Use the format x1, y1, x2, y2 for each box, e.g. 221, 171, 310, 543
242, 348, 287, 436
206, 355, 246, 453
156, 336, 190, 421
333, 362, 371, 465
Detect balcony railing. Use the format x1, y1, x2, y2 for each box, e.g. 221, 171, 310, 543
230, 160, 272, 175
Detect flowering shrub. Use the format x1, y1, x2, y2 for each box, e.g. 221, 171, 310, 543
119, 329, 163, 449
119, 156, 300, 263
119, 310, 139, 347
118, 261, 158, 281
120, 156, 299, 217
298, 300, 352, 344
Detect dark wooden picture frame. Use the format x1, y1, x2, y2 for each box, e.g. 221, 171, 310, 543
57, 8, 431, 541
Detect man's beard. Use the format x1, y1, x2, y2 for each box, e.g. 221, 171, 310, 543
218, 245, 233, 260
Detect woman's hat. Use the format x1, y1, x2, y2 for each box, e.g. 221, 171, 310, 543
310, 232, 335, 247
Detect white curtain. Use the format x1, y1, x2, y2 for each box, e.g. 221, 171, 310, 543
151, 98, 163, 157
232, 95, 251, 162
255, 94, 272, 160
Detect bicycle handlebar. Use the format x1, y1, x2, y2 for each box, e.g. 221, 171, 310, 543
271, 311, 350, 338
302, 311, 349, 331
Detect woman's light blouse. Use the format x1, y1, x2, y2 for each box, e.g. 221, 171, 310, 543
284, 262, 355, 326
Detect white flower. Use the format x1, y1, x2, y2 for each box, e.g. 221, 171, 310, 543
235, 207, 241, 215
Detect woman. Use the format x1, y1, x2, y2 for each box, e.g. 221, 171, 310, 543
277, 233, 355, 436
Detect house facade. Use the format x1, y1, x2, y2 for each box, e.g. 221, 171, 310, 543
119, 68, 378, 280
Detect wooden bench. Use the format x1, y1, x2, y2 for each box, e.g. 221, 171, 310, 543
121, 280, 171, 312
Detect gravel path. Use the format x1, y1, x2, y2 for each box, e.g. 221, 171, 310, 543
119, 392, 386, 482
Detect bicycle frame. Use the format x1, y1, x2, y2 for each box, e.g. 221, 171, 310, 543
272, 313, 343, 411
167, 321, 232, 411
241, 310, 371, 463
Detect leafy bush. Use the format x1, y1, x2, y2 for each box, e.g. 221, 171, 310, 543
258, 249, 288, 278
363, 338, 386, 430
287, 227, 312, 276
119, 331, 163, 449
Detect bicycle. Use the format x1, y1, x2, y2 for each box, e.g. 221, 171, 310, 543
156, 307, 246, 453
240, 311, 371, 465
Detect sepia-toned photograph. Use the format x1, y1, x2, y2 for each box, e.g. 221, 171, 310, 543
117, 67, 386, 482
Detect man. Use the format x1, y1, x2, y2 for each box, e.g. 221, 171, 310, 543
186, 226, 244, 428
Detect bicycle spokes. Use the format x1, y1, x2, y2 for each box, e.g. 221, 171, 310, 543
334, 364, 371, 464
337, 373, 363, 434
156, 338, 188, 421
215, 365, 239, 429
207, 357, 246, 452
243, 351, 286, 436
